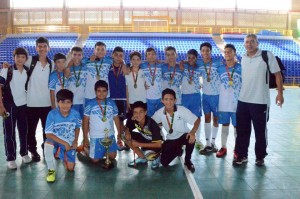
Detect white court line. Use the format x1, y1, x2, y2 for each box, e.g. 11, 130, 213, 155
179, 157, 203, 199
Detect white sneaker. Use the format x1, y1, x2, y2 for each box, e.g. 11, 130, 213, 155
22, 155, 32, 163
7, 161, 17, 170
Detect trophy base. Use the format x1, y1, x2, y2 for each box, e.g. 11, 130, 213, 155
101, 162, 114, 169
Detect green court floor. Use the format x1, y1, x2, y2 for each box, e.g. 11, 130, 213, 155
0, 88, 299, 199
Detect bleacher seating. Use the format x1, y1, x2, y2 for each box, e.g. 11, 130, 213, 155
223, 36, 300, 83
0, 33, 78, 65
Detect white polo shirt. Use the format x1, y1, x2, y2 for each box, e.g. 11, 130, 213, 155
0, 67, 27, 106
152, 106, 198, 140
25, 56, 53, 107
239, 50, 280, 105
125, 69, 146, 104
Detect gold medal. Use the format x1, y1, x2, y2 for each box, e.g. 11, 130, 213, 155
169, 129, 173, 134
76, 82, 80, 87
169, 79, 174, 85
134, 83, 137, 88
102, 117, 107, 122
229, 80, 233, 86
207, 76, 211, 82
189, 81, 193, 85
96, 75, 100, 80
151, 80, 155, 86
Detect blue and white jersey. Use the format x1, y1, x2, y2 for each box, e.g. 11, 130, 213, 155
217, 62, 242, 112
45, 108, 81, 146
161, 64, 183, 104
49, 71, 68, 97
85, 56, 113, 99
84, 98, 118, 139
67, 64, 88, 105
181, 63, 202, 94
197, 59, 221, 96
140, 62, 163, 100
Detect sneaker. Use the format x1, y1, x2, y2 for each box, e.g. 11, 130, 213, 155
184, 160, 195, 173
31, 151, 41, 162
128, 157, 147, 167
7, 161, 17, 170
232, 157, 248, 165
216, 148, 227, 158
199, 146, 213, 155
195, 141, 204, 150
151, 157, 160, 169
46, 169, 56, 183
211, 143, 218, 153
255, 159, 265, 167
22, 155, 32, 163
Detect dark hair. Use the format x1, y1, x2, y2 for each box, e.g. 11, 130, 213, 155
36, 37, 49, 47
132, 101, 147, 111
187, 49, 198, 57
224, 44, 236, 53
13, 47, 28, 60
94, 80, 108, 91
130, 51, 141, 60
94, 42, 106, 49
53, 53, 66, 63
146, 47, 156, 54
56, 89, 74, 102
200, 42, 212, 51
162, 88, 176, 99
165, 46, 176, 54
113, 46, 124, 54
71, 46, 83, 53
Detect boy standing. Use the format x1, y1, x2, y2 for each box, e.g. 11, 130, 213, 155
0, 47, 32, 169
83, 80, 120, 165
44, 89, 81, 182
49, 53, 67, 109
140, 48, 163, 116
216, 44, 242, 158
152, 88, 200, 172
124, 101, 162, 169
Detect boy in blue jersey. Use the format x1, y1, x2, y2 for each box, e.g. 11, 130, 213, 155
161, 46, 183, 104
49, 53, 67, 109
198, 42, 221, 155
181, 49, 203, 149
66, 47, 87, 119
140, 48, 164, 116
83, 80, 120, 165
44, 89, 81, 182
216, 44, 242, 158
108, 46, 129, 150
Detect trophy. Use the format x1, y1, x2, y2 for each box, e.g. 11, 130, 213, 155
100, 128, 114, 169
2, 112, 10, 120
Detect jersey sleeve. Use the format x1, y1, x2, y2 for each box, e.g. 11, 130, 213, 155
111, 100, 119, 116
75, 111, 82, 129
125, 118, 135, 132
45, 111, 55, 134
0, 68, 8, 85
84, 102, 92, 117
48, 72, 57, 90
152, 108, 162, 124
148, 118, 162, 142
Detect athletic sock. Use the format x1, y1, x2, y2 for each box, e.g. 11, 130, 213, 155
221, 126, 229, 148
204, 123, 211, 146
44, 143, 55, 170
211, 126, 219, 145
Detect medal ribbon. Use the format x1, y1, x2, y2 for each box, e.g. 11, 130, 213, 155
95, 59, 104, 77
72, 64, 82, 87
113, 64, 122, 82
56, 71, 64, 89
168, 64, 176, 82
188, 65, 195, 83
97, 99, 107, 120
226, 64, 236, 81
203, 60, 212, 79
148, 63, 157, 84
165, 112, 175, 132
132, 68, 139, 86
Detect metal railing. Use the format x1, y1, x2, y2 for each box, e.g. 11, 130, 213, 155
13, 26, 81, 34
284, 77, 300, 86
220, 27, 293, 36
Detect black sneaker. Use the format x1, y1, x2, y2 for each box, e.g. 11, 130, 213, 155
255, 159, 264, 167
211, 143, 218, 153
232, 157, 248, 165
184, 161, 195, 173
31, 152, 41, 162
199, 146, 213, 155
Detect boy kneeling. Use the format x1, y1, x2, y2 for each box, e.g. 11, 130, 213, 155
45, 89, 81, 182
124, 101, 162, 169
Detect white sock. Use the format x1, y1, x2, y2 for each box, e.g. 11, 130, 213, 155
211, 126, 219, 144
204, 123, 211, 146
234, 128, 237, 139
221, 126, 229, 148
44, 143, 55, 170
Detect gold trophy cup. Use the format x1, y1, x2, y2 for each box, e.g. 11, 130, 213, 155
100, 128, 114, 169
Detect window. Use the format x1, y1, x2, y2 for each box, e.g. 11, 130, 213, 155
11, 0, 63, 8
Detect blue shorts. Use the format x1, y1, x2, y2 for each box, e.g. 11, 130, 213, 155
182, 93, 202, 117
202, 94, 219, 117
72, 104, 84, 119
218, 112, 236, 126
46, 139, 76, 163
147, 98, 163, 117
89, 135, 118, 159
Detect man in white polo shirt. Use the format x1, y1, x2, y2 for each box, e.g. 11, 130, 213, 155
152, 88, 200, 172
25, 37, 53, 161
233, 34, 284, 166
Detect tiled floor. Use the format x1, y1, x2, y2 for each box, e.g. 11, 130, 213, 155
0, 88, 299, 199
